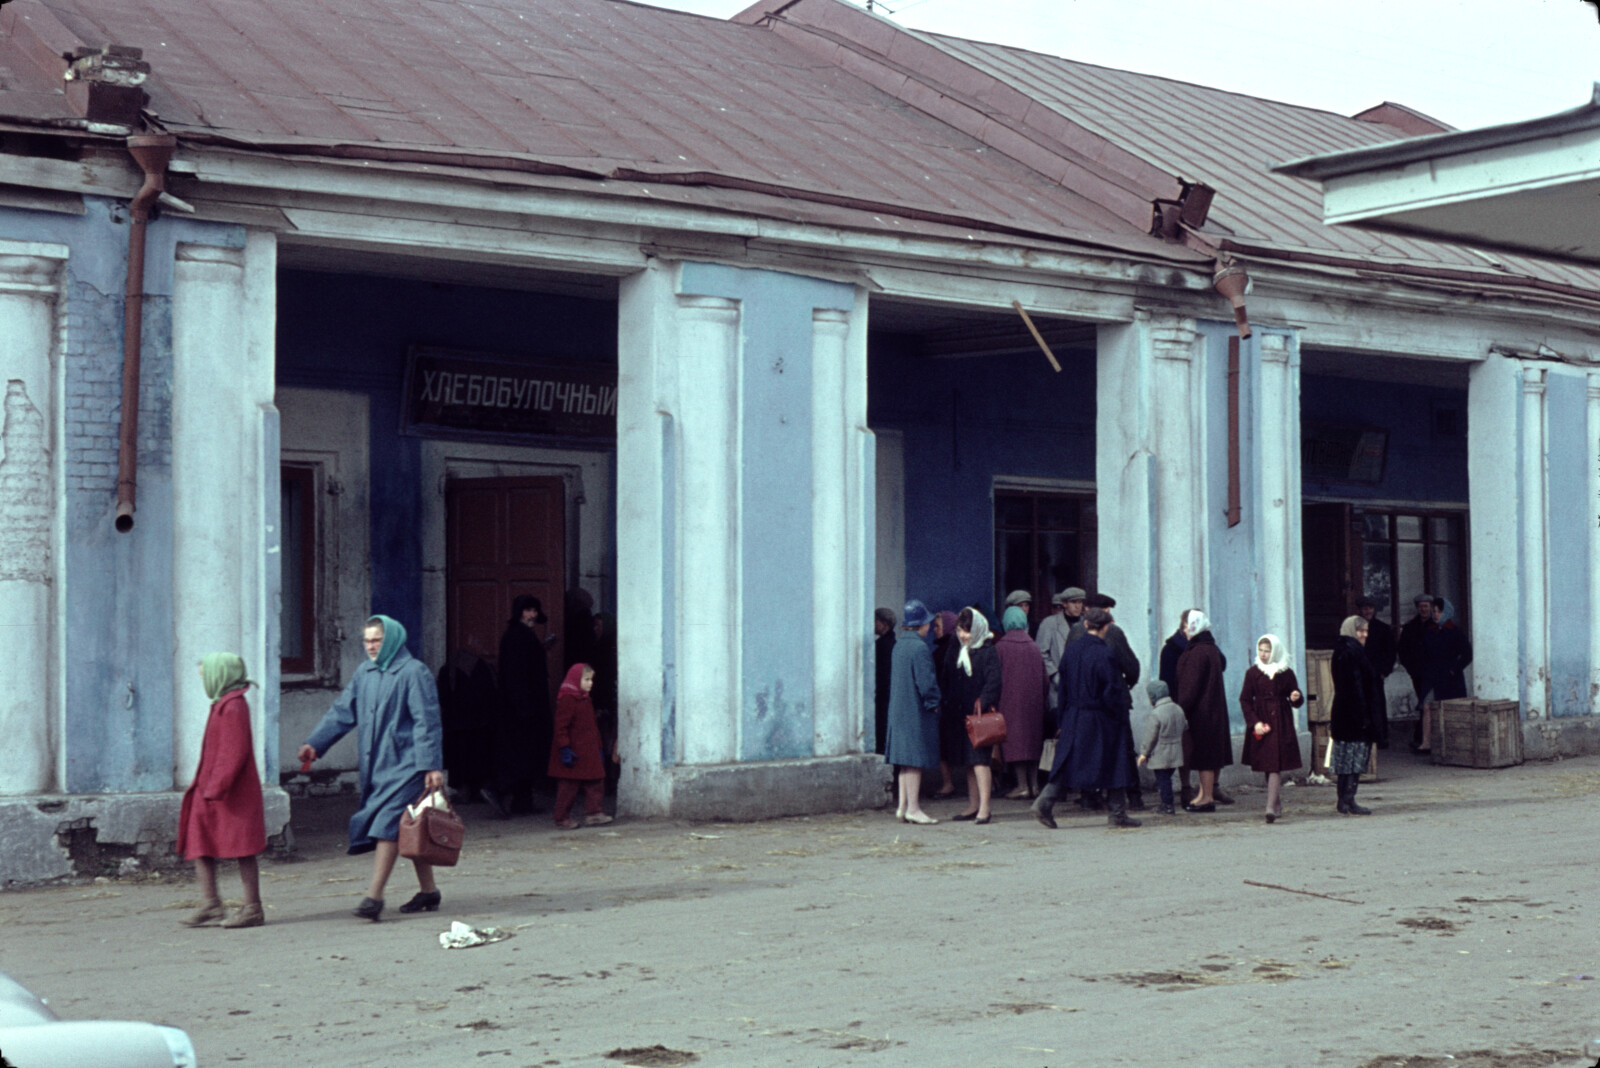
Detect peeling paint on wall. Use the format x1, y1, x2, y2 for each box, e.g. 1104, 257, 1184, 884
0, 379, 50, 584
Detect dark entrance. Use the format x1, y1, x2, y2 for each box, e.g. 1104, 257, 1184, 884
994, 489, 1097, 617
446, 477, 566, 700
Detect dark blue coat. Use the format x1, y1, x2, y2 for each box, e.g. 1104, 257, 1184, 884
1051, 634, 1135, 789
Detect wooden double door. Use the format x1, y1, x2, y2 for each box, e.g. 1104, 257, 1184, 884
446, 477, 565, 688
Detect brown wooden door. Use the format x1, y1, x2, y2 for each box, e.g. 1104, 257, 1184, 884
1302, 501, 1358, 650
446, 478, 565, 698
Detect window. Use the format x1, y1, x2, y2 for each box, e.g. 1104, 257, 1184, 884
280, 464, 317, 675
1359, 508, 1467, 631
994, 490, 1096, 614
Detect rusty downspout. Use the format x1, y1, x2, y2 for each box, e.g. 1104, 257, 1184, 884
115, 133, 176, 533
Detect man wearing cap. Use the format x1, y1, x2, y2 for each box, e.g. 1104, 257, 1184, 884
1004, 589, 1034, 638
1395, 594, 1438, 753
1355, 596, 1396, 680
1036, 587, 1084, 710
1060, 592, 1145, 812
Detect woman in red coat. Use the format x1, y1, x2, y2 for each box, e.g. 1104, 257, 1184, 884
177, 653, 267, 928
548, 663, 612, 829
1238, 634, 1304, 824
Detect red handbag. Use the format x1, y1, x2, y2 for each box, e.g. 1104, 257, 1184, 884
965, 699, 1007, 748
398, 788, 465, 867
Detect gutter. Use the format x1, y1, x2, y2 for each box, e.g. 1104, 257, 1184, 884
115, 133, 176, 534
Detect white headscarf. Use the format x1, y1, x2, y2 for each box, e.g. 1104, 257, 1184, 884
1255, 633, 1290, 679
1185, 610, 1210, 637
956, 608, 992, 676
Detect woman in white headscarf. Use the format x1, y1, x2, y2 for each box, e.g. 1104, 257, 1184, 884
1239, 634, 1304, 823
946, 607, 1002, 823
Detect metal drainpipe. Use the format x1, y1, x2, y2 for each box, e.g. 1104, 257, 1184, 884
114, 133, 177, 533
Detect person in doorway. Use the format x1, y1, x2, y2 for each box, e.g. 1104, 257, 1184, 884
884, 599, 942, 825
1136, 679, 1186, 815
549, 663, 612, 829
177, 653, 267, 929
299, 615, 446, 921
1046, 607, 1141, 829
932, 610, 962, 798
1355, 596, 1397, 680
487, 595, 553, 816
1174, 610, 1230, 812
873, 607, 897, 756
1238, 634, 1304, 824
563, 588, 595, 673
1004, 589, 1034, 637
1330, 615, 1384, 815
1035, 588, 1083, 713
996, 605, 1048, 799
947, 607, 1001, 824
1396, 594, 1438, 754
1429, 597, 1473, 701
590, 612, 620, 791
437, 645, 497, 805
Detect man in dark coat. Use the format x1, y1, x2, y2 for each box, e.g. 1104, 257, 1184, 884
873, 607, 897, 755
487, 594, 553, 816
1355, 596, 1397, 680
1067, 593, 1143, 809
1032, 608, 1140, 829
1395, 594, 1439, 752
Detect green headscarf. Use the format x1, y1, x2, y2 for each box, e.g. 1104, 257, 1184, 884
1002, 606, 1029, 633
201, 652, 251, 701
367, 614, 408, 672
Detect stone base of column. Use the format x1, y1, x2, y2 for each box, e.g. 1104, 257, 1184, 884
1521, 716, 1600, 760
620, 754, 891, 822
0, 788, 291, 887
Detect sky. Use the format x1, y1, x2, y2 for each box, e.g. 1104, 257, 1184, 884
636, 0, 1600, 132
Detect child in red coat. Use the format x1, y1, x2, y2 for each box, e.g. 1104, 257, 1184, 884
177, 653, 268, 927
549, 663, 612, 829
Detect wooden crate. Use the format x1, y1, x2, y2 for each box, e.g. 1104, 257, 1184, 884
1304, 650, 1334, 724
1436, 699, 1524, 768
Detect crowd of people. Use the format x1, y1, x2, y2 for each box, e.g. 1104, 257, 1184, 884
878, 587, 1470, 831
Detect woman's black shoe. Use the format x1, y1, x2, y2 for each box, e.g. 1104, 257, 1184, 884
1183, 802, 1216, 813
353, 896, 384, 922
951, 810, 978, 821
398, 891, 442, 914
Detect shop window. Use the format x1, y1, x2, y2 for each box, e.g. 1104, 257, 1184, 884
280, 464, 318, 675
994, 490, 1096, 616
1359, 508, 1467, 631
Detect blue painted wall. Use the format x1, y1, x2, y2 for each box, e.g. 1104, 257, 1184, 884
1301, 371, 1468, 503
868, 339, 1095, 618
1545, 371, 1590, 717
275, 270, 617, 640
3, 199, 241, 791
677, 262, 854, 762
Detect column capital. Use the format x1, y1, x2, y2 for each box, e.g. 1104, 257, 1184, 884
1144, 312, 1198, 361
1586, 370, 1600, 401
1259, 331, 1293, 365
0, 254, 62, 297
1521, 365, 1547, 394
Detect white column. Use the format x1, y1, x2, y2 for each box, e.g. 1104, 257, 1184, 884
844, 287, 872, 755
1149, 314, 1205, 632
0, 250, 63, 795
1467, 353, 1522, 701
811, 308, 851, 756
675, 295, 741, 765
1255, 330, 1303, 680
1588, 372, 1600, 709
241, 232, 278, 782
1521, 365, 1549, 719
171, 244, 248, 788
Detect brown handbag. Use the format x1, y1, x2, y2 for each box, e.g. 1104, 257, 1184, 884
398, 788, 465, 867
965, 699, 1008, 748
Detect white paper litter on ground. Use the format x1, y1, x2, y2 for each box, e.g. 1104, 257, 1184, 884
439, 921, 513, 949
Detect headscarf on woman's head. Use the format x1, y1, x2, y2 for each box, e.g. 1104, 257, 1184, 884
201, 652, 251, 702
1339, 615, 1367, 640
1002, 606, 1029, 633
956, 607, 992, 676
558, 662, 592, 698
508, 594, 546, 626
1255, 634, 1290, 679
937, 611, 958, 640
1433, 597, 1457, 626
1185, 610, 1210, 637
367, 614, 408, 672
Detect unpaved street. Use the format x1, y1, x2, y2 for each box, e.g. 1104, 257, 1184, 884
2, 754, 1597, 1068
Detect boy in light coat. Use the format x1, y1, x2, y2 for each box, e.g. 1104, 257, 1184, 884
1136, 680, 1186, 815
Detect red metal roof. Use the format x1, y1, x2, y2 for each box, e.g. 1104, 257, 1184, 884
0, 0, 1195, 260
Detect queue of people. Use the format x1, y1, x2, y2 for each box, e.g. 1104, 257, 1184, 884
880, 588, 1442, 832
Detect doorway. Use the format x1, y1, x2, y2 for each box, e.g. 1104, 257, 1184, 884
446, 477, 566, 696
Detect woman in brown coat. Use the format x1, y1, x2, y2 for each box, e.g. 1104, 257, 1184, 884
1239, 634, 1303, 823
1173, 610, 1230, 812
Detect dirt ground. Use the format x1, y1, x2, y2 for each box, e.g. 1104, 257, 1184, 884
1, 751, 1597, 1068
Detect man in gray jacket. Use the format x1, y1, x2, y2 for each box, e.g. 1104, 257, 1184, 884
1035, 587, 1084, 711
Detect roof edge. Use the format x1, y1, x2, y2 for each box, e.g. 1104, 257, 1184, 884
1276, 84, 1600, 181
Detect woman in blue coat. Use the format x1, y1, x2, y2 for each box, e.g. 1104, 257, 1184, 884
1051, 607, 1140, 829
884, 599, 942, 825
299, 614, 446, 922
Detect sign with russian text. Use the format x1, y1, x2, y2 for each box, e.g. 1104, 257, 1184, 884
401, 347, 617, 442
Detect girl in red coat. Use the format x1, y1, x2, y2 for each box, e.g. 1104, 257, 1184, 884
177, 653, 267, 927
549, 663, 613, 830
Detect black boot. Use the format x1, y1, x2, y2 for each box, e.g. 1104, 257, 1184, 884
1345, 777, 1372, 816
1031, 781, 1060, 829
1106, 788, 1142, 828
1126, 786, 1146, 811
1335, 774, 1353, 814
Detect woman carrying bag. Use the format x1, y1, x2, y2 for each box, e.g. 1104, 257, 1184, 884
948, 607, 1001, 824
